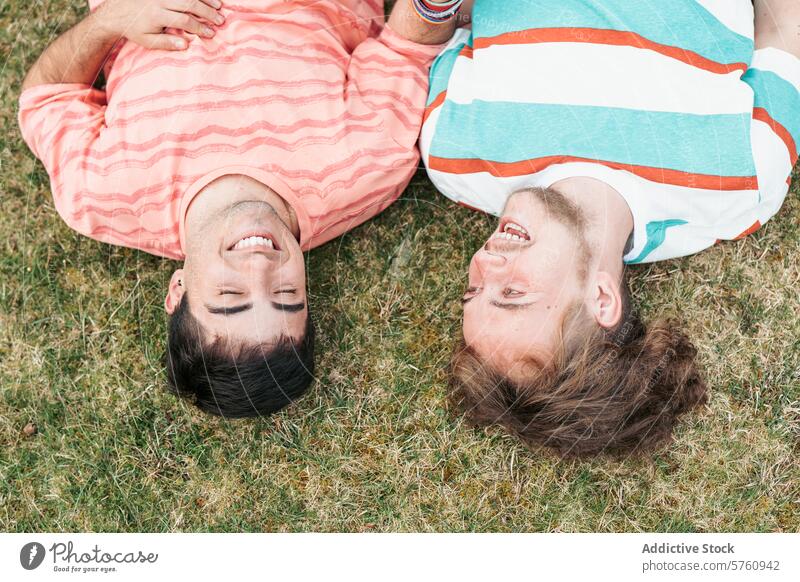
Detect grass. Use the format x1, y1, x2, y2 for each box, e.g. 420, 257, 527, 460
1, 1, 798, 533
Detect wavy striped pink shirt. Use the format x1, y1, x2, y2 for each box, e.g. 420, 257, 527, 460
19, 0, 442, 259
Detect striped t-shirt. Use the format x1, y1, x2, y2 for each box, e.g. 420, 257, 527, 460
19, 0, 442, 260
420, 0, 800, 263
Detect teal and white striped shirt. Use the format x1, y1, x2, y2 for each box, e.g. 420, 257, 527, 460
420, 0, 800, 263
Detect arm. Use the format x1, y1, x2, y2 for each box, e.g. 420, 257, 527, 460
22, 12, 119, 91
754, 0, 800, 56
22, 0, 225, 90
322, 1, 463, 243
750, 0, 800, 156
742, 0, 800, 227
344, 0, 465, 148
387, 0, 463, 46
19, 0, 223, 247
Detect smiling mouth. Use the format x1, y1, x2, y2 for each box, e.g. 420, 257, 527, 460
228, 234, 279, 251
494, 219, 531, 242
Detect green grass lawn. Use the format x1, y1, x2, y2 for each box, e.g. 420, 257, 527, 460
1, 1, 798, 532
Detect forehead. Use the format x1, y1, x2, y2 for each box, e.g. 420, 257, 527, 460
464, 323, 556, 380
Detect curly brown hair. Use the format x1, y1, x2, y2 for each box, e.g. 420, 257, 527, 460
449, 275, 708, 458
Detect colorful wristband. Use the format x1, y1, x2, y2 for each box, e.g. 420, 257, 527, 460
412, 0, 464, 24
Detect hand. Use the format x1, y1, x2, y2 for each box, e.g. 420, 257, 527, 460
96, 0, 226, 51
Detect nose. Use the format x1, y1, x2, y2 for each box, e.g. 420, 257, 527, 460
485, 236, 523, 255
233, 253, 279, 286
474, 247, 507, 272
232, 249, 282, 267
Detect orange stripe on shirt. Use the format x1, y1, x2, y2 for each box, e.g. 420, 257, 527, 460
114, 78, 344, 110
473, 28, 748, 75
64, 121, 384, 166
428, 155, 759, 191
735, 220, 761, 239
423, 91, 447, 125
120, 48, 346, 84
752, 107, 798, 164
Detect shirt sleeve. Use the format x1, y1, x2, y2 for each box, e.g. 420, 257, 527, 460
310, 25, 447, 248
345, 24, 445, 152
18, 83, 108, 238
743, 47, 800, 224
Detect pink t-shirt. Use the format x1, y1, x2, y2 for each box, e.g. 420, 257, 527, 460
19, 0, 442, 259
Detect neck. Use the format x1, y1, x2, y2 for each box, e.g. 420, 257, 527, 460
184, 174, 300, 244
549, 176, 633, 278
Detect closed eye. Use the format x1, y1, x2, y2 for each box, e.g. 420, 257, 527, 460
461, 286, 480, 305
220, 290, 243, 295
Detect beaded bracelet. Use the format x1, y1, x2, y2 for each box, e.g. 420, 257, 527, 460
412, 0, 464, 24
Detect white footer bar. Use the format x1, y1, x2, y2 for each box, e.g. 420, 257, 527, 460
2, 533, 797, 581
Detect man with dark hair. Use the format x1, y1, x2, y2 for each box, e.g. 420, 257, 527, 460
19, 0, 463, 416
421, 0, 800, 455
167, 296, 315, 417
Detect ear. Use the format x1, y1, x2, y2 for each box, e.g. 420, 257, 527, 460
164, 269, 186, 315
589, 271, 623, 330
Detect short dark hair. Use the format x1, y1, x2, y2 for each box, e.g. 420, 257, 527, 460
450, 274, 707, 458
165, 296, 315, 418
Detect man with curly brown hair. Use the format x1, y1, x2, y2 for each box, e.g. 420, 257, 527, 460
420, 0, 800, 456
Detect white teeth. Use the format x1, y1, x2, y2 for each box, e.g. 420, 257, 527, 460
503, 222, 528, 235
232, 236, 274, 250
492, 232, 522, 241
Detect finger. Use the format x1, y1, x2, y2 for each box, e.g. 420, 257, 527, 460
196, 0, 223, 9
164, 10, 216, 38
167, 0, 225, 25
141, 33, 188, 51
